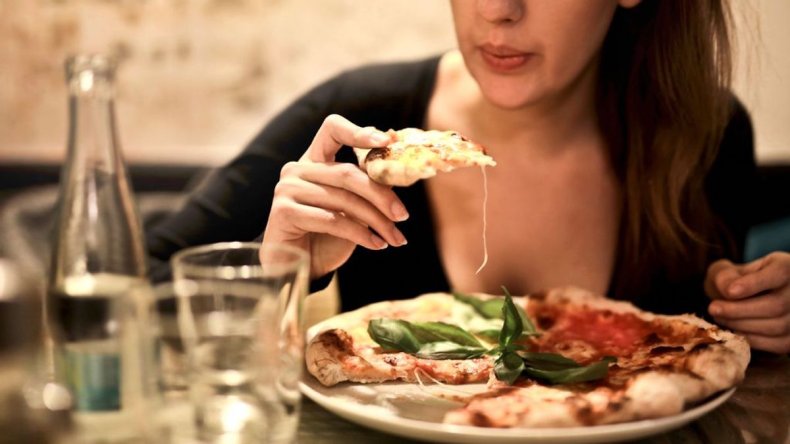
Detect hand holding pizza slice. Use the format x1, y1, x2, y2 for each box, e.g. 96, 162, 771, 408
263, 114, 496, 278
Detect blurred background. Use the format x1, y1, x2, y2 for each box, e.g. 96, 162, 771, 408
0, 0, 788, 274
0, 0, 788, 166
0, 0, 455, 166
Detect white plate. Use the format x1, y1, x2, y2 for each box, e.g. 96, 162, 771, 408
300, 377, 735, 444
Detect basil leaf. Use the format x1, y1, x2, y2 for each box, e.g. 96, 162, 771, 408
499, 293, 524, 347
474, 328, 502, 342
501, 286, 538, 336
489, 343, 527, 355
520, 352, 581, 371
367, 319, 422, 353
368, 319, 484, 355
494, 352, 525, 385
522, 356, 616, 384
412, 321, 484, 347
453, 292, 505, 319
415, 341, 487, 360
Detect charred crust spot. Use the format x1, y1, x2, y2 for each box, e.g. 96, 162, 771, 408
565, 395, 595, 425
365, 148, 390, 162
649, 345, 686, 355
381, 355, 399, 366
608, 398, 625, 412
536, 314, 556, 330
528, 291, 549, 301
690, 342, 712, 353
470, 411, 495, 427
643, 332, 662, 346
317, 329, 354, 352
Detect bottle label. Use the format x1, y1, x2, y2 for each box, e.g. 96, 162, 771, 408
66, 347, 121, 411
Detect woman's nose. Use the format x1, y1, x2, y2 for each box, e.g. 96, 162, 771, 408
476, 0, 524, 24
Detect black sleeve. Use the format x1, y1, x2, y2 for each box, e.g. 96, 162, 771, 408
145, 74, 343, 282
704, 97, 758, 260
145, 56, 440, 283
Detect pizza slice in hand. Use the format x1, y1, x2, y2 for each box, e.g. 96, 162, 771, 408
354, 128, 496, 186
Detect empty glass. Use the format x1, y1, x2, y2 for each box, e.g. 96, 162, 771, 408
171, 242, 308, 444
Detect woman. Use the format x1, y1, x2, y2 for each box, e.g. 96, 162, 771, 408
148, 0, 790, 353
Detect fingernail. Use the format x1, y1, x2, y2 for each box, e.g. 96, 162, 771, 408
729, 284, 743, 297
391, 202, 409, 222
709, 303, 723, 316
392, 228, 408, 247
371, 131, 390, 145
370, 234, 388, 250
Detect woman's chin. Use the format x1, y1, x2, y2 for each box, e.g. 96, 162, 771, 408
480, 86, 544, 110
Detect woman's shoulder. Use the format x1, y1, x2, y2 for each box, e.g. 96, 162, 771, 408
332, 54, 442, 92
723, 95, 753, 146
715, 94, 755, 168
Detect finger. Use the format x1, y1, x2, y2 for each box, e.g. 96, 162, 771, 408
304, 115, 391, 163
277, 177, 407, 246
726, 260, 790, 300
286, 161, 409, 222
742, 333, 790, 354
272, 199, 388, 250
708, 291, 790, 319
704, 259, 742, 300
714, 314, 790, 337
742, 254, 770, 273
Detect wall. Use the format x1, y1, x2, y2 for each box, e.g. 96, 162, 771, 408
732, 0, 790, 163
0, 0, 455, 165
0, 0, 787, 166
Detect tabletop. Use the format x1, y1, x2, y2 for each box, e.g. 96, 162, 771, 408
295, 353, 790, 444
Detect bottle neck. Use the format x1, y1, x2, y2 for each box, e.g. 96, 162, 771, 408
66, 71, 122, 174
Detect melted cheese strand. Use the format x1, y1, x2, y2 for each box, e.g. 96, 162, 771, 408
475, 165, 490, 274
413, 367, 474, 398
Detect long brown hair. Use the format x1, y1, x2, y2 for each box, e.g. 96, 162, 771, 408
598, 0, 735, 297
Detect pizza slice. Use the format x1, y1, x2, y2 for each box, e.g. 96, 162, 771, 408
354, 128, 496, 187
305, 293, 498, 386
443, 287, 750, 427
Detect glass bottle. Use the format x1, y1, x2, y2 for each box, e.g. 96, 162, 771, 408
48, 53, 150, 443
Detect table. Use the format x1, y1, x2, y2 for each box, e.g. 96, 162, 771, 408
295, 353, 790, 444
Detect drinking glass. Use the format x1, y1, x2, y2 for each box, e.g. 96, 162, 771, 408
171, 242, 309, 443
144, 283, 192, 442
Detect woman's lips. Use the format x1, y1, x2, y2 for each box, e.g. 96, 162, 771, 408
479, 45, 533, 72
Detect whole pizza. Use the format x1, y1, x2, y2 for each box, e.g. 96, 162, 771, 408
305, 286, 750, 428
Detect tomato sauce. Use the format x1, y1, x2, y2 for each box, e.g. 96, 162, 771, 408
538, 307, 653, 357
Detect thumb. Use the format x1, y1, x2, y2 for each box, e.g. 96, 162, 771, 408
304, 115, 390, 163
704, 259, 745, 300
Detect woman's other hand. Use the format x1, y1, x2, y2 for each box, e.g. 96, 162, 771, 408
705, 252, 790, 354
262, 114, 409, 278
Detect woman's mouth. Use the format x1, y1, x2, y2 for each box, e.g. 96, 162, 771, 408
479, 44, 533, 72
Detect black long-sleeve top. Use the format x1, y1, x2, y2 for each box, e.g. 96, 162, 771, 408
146, 55, 756, 316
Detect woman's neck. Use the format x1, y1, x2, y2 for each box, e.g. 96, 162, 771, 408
438, 50, 603, 158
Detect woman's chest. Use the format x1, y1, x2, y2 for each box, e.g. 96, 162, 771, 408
426, 158, 621, 296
